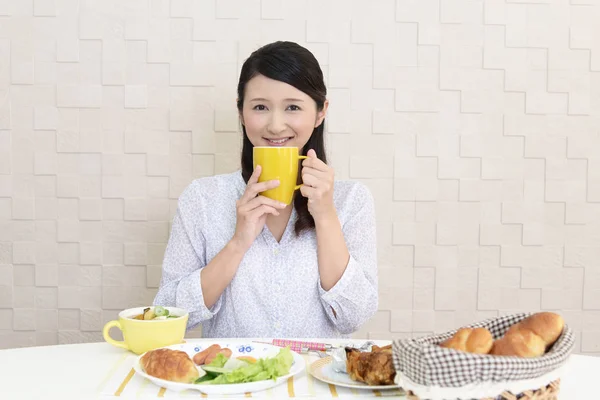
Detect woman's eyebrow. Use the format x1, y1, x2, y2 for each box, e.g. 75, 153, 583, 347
248, 97, 305, 102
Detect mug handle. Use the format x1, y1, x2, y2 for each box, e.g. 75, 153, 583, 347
295, 155, 309, 190
103, 320, 129, 350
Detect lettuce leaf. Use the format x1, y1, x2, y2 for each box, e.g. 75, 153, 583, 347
207, 353, 229, 368
198, 347, 294, 385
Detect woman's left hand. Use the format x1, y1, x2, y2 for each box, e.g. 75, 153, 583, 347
300, 149, 336, 221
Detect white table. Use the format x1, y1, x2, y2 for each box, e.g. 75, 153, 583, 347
0, 339, 595, 399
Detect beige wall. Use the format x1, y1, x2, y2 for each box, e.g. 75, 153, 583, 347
0, 0, 599, 354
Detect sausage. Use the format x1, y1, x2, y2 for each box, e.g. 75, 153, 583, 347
193, 344, 221, 365
204, 347, 232, 365
219, 348, 232, 358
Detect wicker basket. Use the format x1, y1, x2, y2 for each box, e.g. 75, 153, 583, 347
391, 313, 574, 400
406, 379, 560, 400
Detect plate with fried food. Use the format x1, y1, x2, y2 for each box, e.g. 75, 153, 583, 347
133, 340, 305, 395
309, 344, 403, 390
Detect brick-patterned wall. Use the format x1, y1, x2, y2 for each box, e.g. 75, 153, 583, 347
0, 0, 599, 354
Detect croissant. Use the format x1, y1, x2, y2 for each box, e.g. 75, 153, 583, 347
140, 348, 199, 383
439, 327, 493, 354
491, 312, 564, 358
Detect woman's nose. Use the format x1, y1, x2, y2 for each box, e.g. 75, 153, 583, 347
267, 112, 286, 134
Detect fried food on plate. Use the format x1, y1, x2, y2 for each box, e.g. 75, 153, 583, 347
345, 345, 396, 386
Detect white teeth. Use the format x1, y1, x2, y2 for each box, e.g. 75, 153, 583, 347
268, 138, 289, 144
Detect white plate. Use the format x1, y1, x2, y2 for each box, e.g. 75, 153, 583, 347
309, 356, 403, 391
133, 340, 305, 395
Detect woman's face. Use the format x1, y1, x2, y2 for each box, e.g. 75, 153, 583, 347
240, 74, 328, 150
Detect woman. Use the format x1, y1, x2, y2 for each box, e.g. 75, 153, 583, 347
154, 41, 378, 338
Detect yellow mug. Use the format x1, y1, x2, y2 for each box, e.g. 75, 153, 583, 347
253, 146, 308, 205
102, 306, 188, 355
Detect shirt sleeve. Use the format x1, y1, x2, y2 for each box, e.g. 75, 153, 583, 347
318, 183, 378, 334
153, 186, 223, 330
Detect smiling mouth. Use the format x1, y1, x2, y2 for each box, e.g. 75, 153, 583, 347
264, 137, 292, 146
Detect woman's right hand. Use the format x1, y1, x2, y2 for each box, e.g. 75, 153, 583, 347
230, 165, 287, 251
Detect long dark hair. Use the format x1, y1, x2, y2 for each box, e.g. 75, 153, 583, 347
237, 41, 327, 236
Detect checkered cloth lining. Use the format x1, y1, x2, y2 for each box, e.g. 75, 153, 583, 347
391, 313, 575, 388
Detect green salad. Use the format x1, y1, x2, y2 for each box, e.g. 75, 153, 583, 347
195, 347, 293, 385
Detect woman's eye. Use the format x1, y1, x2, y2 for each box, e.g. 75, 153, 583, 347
253, 105, 267, 111
287, 105, 301, 111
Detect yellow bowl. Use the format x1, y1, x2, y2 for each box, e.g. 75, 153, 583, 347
102, 306, 188, 355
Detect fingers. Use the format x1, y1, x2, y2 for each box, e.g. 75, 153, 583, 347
245, 179, 280, 199
302, 155, 323, 168
301, 173, 319, 188
239, 182, 279, 205
239, 165, 280, 204
302, 171, 333, 193
237, 196, 283, 226
248, 204, 281, 219
302, 155, 329, 172
239, 195, 286, 214
247, 165, 262, 185
239, 166, 263, 203
301, 172, 333, 205
300, 184, 316, 201
302, 166, 327, 181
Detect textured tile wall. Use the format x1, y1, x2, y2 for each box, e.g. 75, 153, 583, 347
0, 0, 599, 354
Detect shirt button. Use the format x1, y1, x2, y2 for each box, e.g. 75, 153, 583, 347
275, 322, 281, 329
273, 249, 279, 255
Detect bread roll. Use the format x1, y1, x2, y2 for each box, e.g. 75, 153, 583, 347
491, 312, 564, 358
439, 327, 494, 354
140, 348, 199, 383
